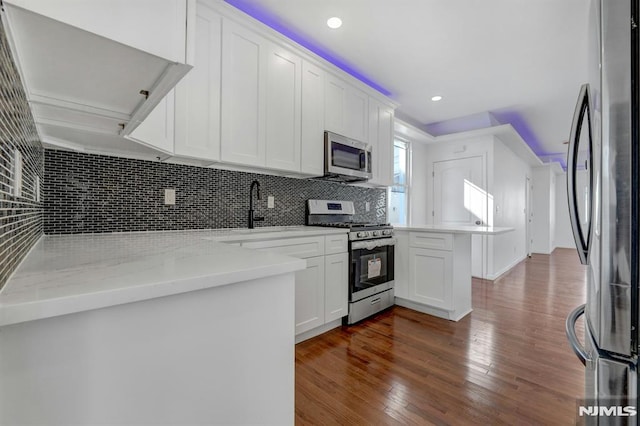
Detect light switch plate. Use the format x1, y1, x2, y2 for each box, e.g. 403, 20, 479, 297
267, 196, 275, 208
365, 202, 370, 212
164, 188, 176, 205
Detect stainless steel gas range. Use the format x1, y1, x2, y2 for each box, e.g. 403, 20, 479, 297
307, 200, 395, 324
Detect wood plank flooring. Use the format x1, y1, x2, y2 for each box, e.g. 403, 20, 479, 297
295, 248, 587, 425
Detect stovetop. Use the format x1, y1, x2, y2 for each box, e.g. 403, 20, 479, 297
306, 199, 394, 241
311, 222, 392, 230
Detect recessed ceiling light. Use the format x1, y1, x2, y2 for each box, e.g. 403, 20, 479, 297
431, 95, 443, 102
327, 17, 342, 29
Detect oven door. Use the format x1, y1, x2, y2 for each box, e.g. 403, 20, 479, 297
350, 239, 395, 302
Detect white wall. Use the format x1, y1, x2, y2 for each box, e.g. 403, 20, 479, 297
489, 138, 531, 278
409, 133, 531, 280
415, 134, 495, 226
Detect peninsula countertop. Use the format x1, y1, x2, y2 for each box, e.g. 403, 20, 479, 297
392, 224, 514, 235
0, 226, 348, 327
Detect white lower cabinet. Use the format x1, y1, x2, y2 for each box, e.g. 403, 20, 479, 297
324, 253, 348, 322
394, 230, 472, 321
241, 233, 348, 341
409, 247, 452, 310
294, 256, 325, 334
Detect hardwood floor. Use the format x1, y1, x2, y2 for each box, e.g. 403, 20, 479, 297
295, 248, 587, 425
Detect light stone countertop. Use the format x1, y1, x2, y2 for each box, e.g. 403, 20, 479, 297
0, 226, 348, 327
392, 224, 514, 235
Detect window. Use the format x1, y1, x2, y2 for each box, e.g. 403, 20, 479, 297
389, 139, 409, 225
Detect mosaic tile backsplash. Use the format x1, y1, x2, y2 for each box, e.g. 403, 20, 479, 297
0, 19, 44, 290
44, 149, 387, 234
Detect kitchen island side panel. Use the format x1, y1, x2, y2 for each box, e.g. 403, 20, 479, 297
0, 273, 296, 425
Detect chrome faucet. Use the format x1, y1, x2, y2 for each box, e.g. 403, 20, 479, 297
248, 180, 264, 229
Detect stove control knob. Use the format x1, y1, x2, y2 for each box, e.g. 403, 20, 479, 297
383, 230, 392, 236
372, 231, 380, 237
357, 231, 367, 238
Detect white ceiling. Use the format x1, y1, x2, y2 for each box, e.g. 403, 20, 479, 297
225, 0, 590, 164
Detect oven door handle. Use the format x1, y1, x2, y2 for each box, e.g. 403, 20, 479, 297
350, 237, 397, 250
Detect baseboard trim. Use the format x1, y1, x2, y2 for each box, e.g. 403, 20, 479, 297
295, 319, 342, 344
394, 297, 472, 322
486, 254, 528, 281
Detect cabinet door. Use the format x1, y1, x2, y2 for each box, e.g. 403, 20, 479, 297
409, 247, 453, 310
324, 74, 346, 135
265, 44, 301, 172
295, 256, 325, 335
393, 232, 410, 299
6, 0, 190, 64
221, 19, 266, 167
367, 98, 394, 186
325, 252, 349, 322
126, 90, 175, 154
300, 61, 325, 176
174, 4, 221, 161
345, 86, 368, 141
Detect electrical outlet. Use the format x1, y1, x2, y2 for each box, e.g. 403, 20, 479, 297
267, 196, 275, 208
164, 188, 176, 205
365, 202, 370, 212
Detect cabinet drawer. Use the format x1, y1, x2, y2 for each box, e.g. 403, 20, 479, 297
242, 236, 324, 259
409, 232, 453, 251
325, 234, 348, 255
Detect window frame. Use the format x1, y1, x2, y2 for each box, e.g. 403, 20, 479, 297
388, 137, 411, 225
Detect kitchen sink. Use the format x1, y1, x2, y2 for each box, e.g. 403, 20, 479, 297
230, 226, 307, 234
200, 226, 311, 241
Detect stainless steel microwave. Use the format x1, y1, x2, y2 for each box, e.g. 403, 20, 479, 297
323, 131, 372, 182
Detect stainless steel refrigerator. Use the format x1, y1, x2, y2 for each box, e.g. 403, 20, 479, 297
565, 0, 639, 422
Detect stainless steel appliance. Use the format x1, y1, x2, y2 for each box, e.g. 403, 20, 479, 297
307, 199, 395, 324
565, 0, 639, 421
321, 131, 372, 182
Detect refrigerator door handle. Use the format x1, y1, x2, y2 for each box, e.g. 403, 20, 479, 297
566, 304, 590, 366
566, 84, 593, 265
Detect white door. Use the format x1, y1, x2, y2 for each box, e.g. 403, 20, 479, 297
433, 156, 487, 278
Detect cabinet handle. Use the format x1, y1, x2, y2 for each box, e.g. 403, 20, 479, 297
370, 298, 381, 305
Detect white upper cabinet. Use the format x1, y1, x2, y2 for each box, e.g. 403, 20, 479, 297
5, 0, 191, 64
324, 75, 347, 136
300, 61, 325, 176
368, 97, 395, 186
324, 74, 369, 142
265, 43, 302, 172
345, 86, 369, 142
220, 19, 266, 167
174, 2, 222, 161
2, 0, 194, 144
